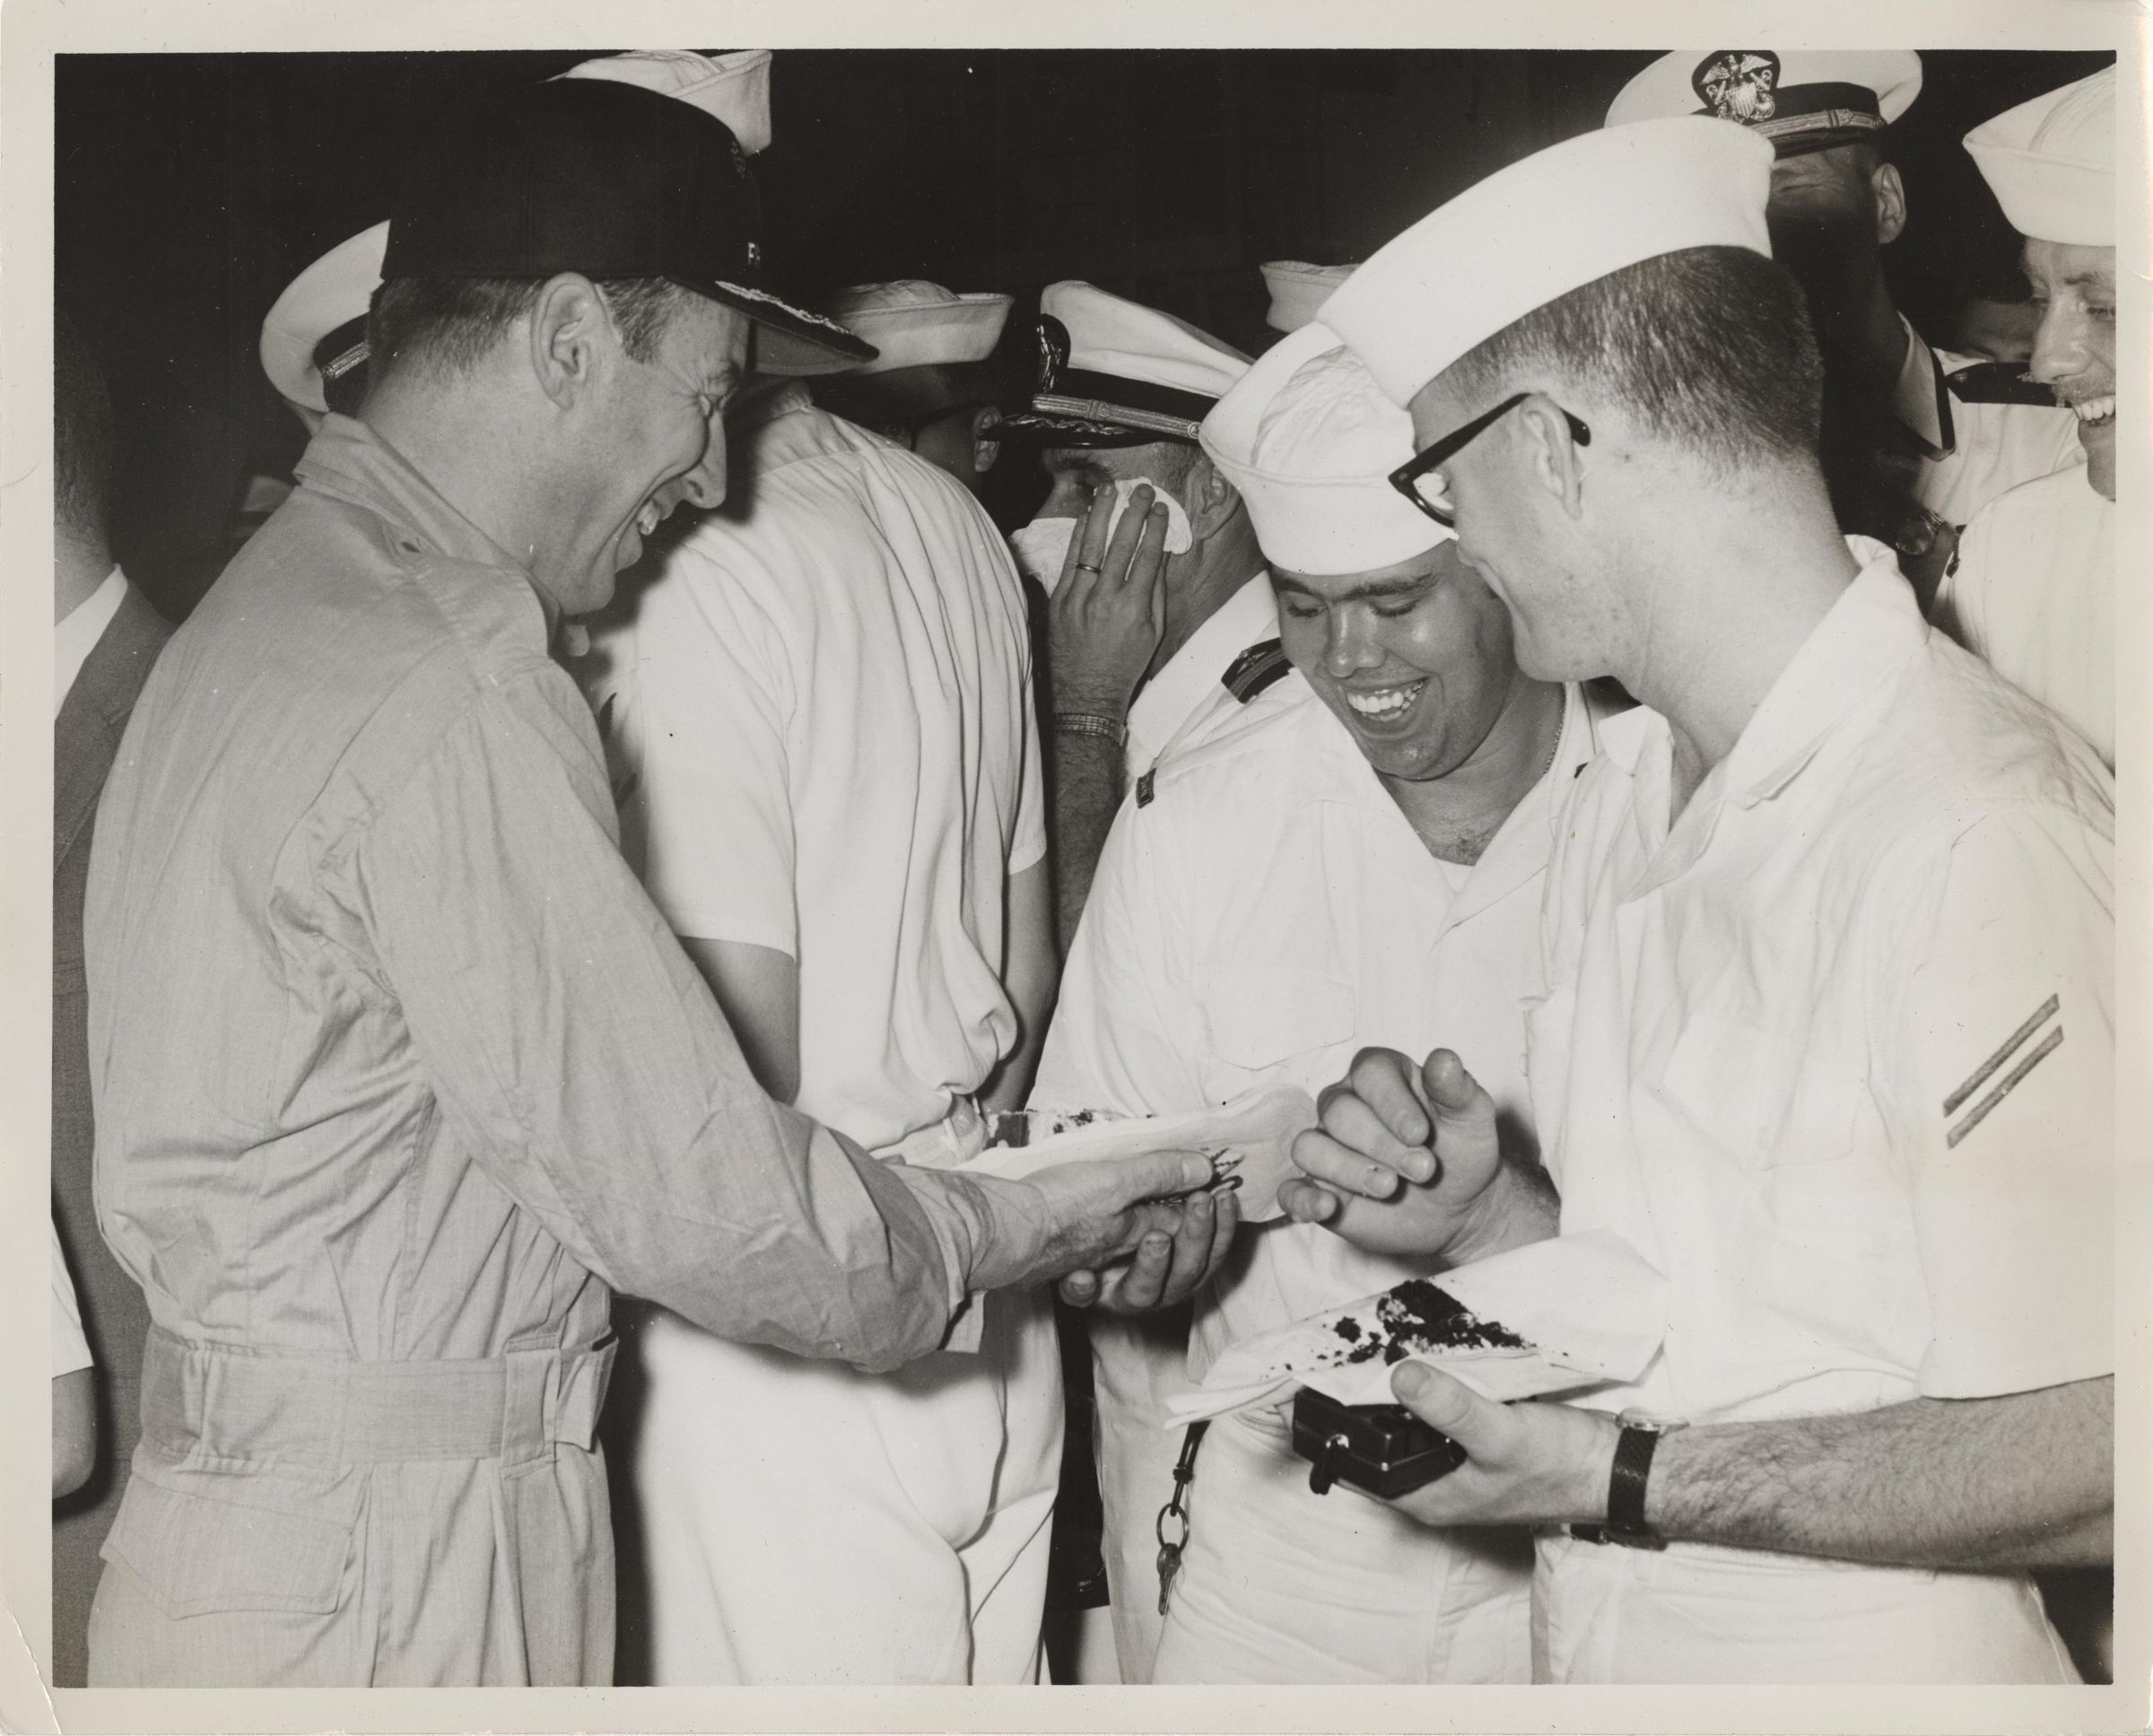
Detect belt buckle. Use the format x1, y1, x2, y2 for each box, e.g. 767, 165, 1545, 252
551, 1335, 618, 1452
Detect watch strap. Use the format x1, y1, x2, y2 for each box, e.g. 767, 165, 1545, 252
1605, 1421, 1662, 1545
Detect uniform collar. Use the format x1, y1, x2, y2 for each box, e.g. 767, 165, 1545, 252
1317, 681, 1599, 931
1721, 537, 1924, 811
1614, 538, 1921, 899
1891, 315, 1951, 458
1448, 681, 1602, 926
1128, 571, 1277, 765
723, 380, 852, 481
294, 414, 527, 578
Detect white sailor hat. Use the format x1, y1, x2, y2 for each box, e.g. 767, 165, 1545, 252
1965, 64, 2116, 248
554, 49, 774, 157
1260, 260, 1354, 334
259, 220, 386, 420
1322, 117, 1774, 407
812, 280, 1015, 427
1000, 281, 1251, 447
1607, 50, 1922, 158
1200, 323, 1450, 576
824, 280, 1012, 372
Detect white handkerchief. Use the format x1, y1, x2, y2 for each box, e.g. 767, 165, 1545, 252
972, 1082, 1316, 1221
1168, 1229, 1669, 1426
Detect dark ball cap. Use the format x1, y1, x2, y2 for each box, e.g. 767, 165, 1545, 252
383, 78, 873, 376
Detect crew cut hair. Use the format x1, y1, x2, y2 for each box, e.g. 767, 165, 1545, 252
55, 310, 117, 544
1445, 246, 1824, 473
366, 275, 692, 383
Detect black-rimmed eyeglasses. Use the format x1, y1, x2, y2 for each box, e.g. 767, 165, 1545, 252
1387, 393, 1591, 528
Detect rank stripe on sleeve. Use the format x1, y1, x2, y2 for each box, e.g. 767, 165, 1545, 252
1941, 993, 2060, 1118
1946, 1025, 2062, 1150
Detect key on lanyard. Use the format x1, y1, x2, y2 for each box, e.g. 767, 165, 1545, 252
1154, 1420, 1208, 1617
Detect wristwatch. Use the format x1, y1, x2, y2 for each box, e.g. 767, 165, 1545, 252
1573, 1409, 1687, 1550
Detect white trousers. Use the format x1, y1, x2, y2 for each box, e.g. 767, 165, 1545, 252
1533, 1530, 2081, 1683
631, 1286, 1062, 1684
1150, 1404, 1534, 1683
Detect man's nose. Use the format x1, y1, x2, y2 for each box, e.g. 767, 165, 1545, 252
2028, 305, 2088, 388
682, 419, 728, 510
1324, 610, 1382, 676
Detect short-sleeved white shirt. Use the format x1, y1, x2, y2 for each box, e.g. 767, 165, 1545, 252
1933, 463, 2114, 769
580, 390, 1045, 1150
1034, 676, 1605, 1367
1900, 325, 2084, 528
51, 1219, 92, 1378
1531, 541, 2114, 1426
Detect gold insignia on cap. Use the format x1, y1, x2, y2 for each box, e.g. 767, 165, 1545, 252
1036, 314, 1071, 393
1693, 50, 1781, 124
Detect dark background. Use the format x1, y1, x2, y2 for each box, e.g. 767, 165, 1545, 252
57, 48, 2114, 623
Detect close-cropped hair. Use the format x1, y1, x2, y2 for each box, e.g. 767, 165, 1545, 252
366, 275, 690, 382
1445, 246, 1825, 472
55, 310, 118, 543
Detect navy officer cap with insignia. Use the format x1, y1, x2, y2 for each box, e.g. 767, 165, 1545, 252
385, 76, 871, 376
1608, 49, 1922, 160
999, 282, 1251, 448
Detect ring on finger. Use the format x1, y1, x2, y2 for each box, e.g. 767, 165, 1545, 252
1074, 561, 1103, 575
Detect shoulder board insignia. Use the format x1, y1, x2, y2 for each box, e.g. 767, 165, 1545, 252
1136, 767, 1156, 807
1221, 637, 1291, 704
1946, 362, 2059, 409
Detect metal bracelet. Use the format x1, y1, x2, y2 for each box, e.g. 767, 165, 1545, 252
1053, 711, 1127, 746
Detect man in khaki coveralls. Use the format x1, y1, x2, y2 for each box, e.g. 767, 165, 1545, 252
82, 76, 1210, 1688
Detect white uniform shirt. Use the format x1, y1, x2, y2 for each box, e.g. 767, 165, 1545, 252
1125, 571, 1280, 777
581, 388, 1046, 1148
1037, 674, 1590, 1687
1933, 463, 2114, 768
51, 1219, 92, 1378
1532, 541, 2113, 1428
1898, 324, 2083, 528
1037, 676, 1605, 1365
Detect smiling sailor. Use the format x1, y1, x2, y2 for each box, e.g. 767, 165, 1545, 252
1297, 110, 2114, 1684
1036, 320, 1639, 1683
1935, 63, 2119, 768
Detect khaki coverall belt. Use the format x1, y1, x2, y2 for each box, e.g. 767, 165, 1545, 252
140, 1327, 617, 1467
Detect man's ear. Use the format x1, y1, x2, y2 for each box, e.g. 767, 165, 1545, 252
1182, 449, 1240, 539
526, 274, 614, 411
972, 406, 1002, 478
1516, 393, 1588, 521
1870, 161, 1907, 248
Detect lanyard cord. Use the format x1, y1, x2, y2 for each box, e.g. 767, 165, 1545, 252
1154, 1420, 1209, 1618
